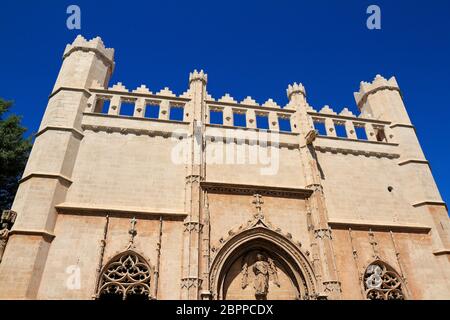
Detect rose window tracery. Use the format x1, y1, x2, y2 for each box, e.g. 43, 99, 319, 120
364, 262, 404, 300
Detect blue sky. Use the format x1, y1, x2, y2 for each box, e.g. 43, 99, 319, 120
0, 0, 449, 204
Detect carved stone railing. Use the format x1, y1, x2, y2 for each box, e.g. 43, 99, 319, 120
86, 82, 191, 122
84, 81, 396, 147
205, 93, 296, 134
308, 105, 393, 143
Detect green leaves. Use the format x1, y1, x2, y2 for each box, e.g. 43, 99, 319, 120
0, 98, 32, 210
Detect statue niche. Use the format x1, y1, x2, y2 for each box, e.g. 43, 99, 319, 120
242, 252, 279, 300
223, 250, 300, 300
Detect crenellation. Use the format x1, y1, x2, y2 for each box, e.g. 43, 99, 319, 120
319, 105, 337, 115
240, 96, 259, 106
286, 82, 306, 100
339, 107, 354, 117
156, 87, 176, 97
262, 98, 281, 109
218, 93, 238, 104
354, 74, 401, 110
63, 35, 114, 67
133, 84, 153, 95
109, 82, 129, 92
189, 69, 208, 84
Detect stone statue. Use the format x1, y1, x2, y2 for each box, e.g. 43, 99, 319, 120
0, 210, 17, 263
241, 251, 281, 299
253, 253, 270, 299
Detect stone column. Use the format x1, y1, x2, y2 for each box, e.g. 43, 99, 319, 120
181, 70, 208, 299
287, 82, 342, 299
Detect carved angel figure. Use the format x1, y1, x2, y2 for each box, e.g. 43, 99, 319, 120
241, 251, 281, 299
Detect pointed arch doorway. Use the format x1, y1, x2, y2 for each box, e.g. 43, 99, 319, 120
210, 226, 317, 300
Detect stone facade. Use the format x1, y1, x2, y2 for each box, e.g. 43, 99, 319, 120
0, 35, 449, 300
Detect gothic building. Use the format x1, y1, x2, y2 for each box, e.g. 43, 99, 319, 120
0, 35, 449, 300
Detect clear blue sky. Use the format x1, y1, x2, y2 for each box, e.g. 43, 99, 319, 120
1, 0, 449, 204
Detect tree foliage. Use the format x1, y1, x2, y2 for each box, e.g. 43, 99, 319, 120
0, 98, 32, 210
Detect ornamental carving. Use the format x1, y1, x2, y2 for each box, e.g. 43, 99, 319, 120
181, 277, 203, 289
0, 210, 17, 263
364, 262, 404, 300
97, 251, 152, 300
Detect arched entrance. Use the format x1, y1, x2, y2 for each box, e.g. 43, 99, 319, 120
210, 226, 317, 300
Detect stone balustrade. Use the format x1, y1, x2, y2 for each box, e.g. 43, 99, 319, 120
84, 82, 394, 144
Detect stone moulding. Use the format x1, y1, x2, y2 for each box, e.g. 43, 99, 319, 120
307, 111, 391, 125
316, 135, 398, 147
200, 181, 313, 199
433, 249, 450, 256
89, 87, 191, 102
49, 86, 91, 99
398, 159, 429, 165
9, 229, 56, 242
328, 220, 431, 234
19, 172, 73, 186
413, 201, 448, 211
55, 203, 187, 219
35, 126, 85, 140
314, 145, 400, 159
81, 123, 188, 139
206, 100, 295, 114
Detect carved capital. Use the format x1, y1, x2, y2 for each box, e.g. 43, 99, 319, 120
185, 175, 202, 184
323, 281, 342, 294
184, 221, 203, 233
306, 184, 323, 193
314, 228, 332, 240
181, 277, 203, 289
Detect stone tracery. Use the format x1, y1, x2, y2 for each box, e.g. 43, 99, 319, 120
96, 250, 152, 300
363, 261, 404, 300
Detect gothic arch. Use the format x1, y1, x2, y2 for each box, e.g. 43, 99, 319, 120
95, 250, 154, 300
209, 226, 317, 300
363, 260, 406, 300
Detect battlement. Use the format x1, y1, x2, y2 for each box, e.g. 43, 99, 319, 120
63, 35, 115, 66
85, 74, 394, 148
189, 69, 208, 84
354, 74, 401, 109
287, 82, 306, 100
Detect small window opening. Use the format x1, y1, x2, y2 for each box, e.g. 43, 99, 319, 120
354, 124, 368, 140
334, 122, 347, 138
278, 116, 292, 132
233, 111, 246, 127
210, 109, 223, 125
144, 104, 160, 119
119, 100, 135, 117
375, 128, 387, 142
169, 106, 184, 121
256, 114, 269, 130
313, 120, 327, 136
